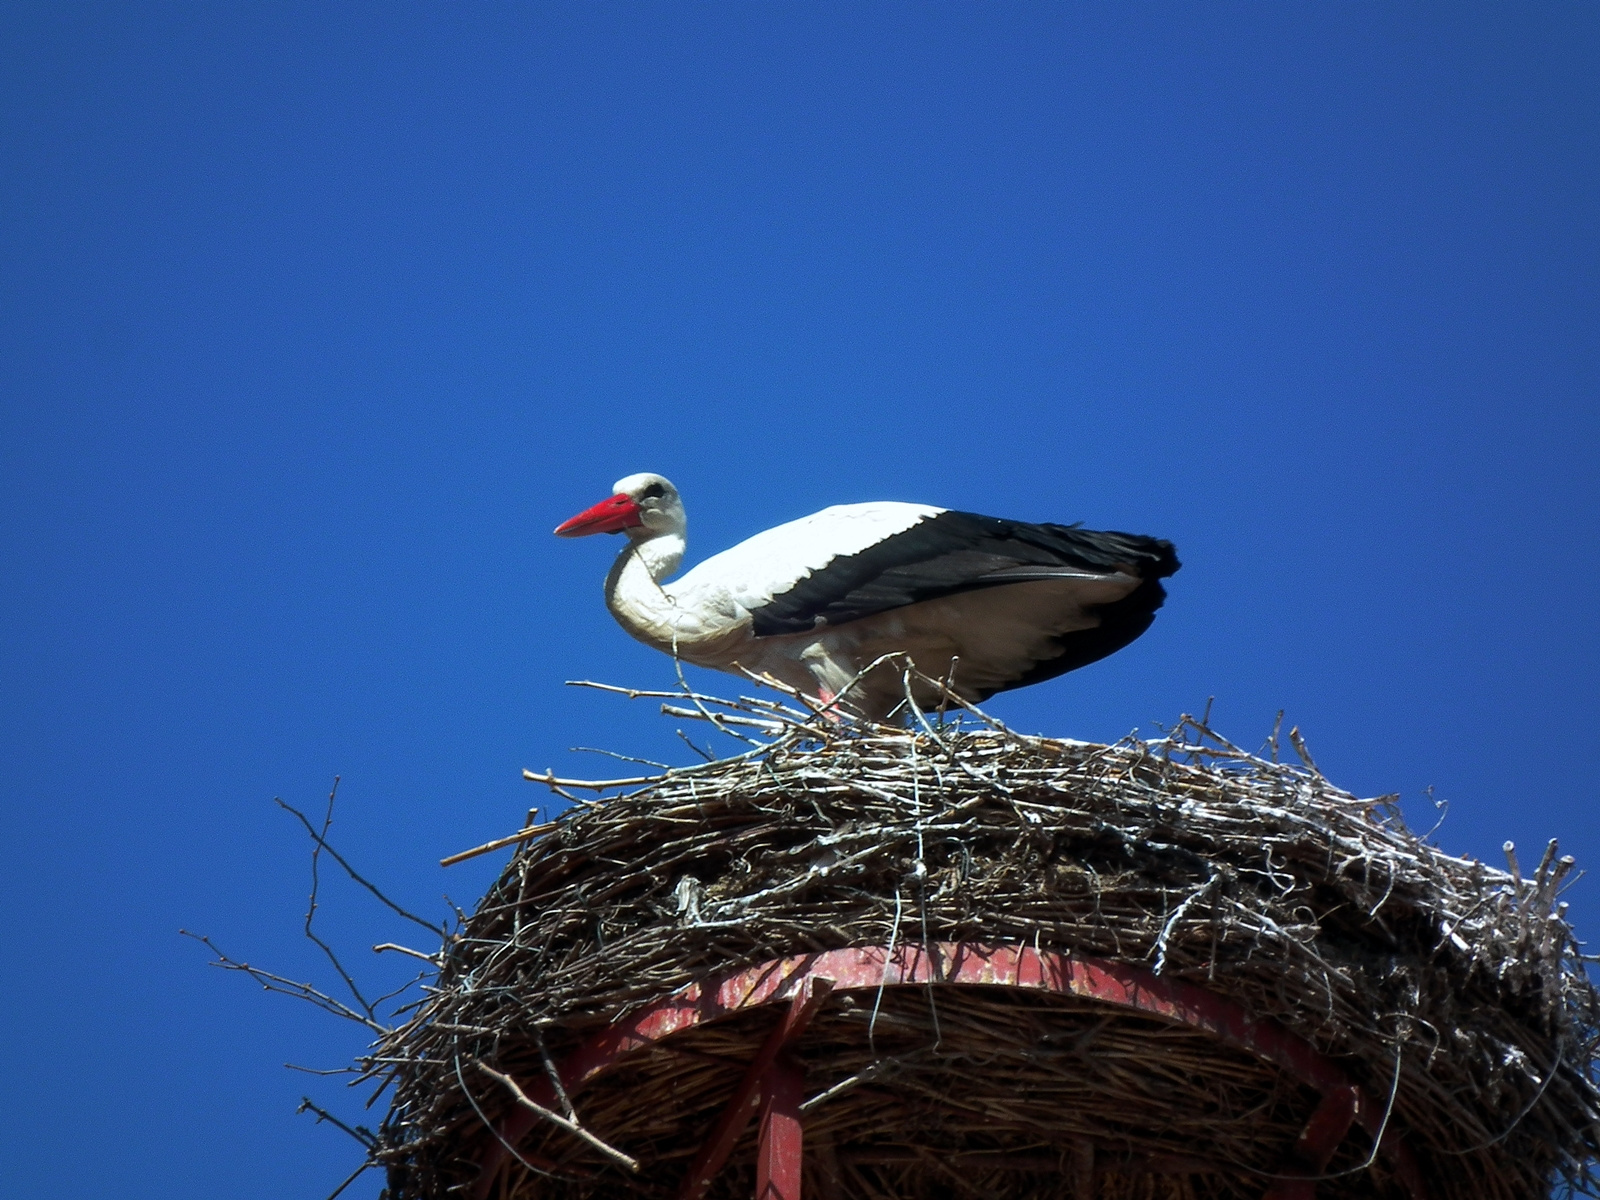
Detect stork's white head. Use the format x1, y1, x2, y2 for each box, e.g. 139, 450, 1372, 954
554, 472, 685, 542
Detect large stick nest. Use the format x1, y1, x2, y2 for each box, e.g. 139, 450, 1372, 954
371, 676, 1600, 1199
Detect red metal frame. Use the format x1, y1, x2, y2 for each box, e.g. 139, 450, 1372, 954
471, 942, 1425, 1200
679, 978, 832, 1200
1261, 1084, 1361, 1200
755, 1053, 804, 1200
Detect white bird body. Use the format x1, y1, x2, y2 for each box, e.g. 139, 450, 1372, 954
557, 475, 1178, 718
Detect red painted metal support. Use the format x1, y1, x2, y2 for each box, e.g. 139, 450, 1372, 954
1262, 1084, 1360, 1200
756, 1053, 805, 1200
677, 977, 831, 1200
470, 943, 1426, 1200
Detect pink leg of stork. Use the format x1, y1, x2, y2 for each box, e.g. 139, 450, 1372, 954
810, 687, 845, 726
755, 1053, 804, 1200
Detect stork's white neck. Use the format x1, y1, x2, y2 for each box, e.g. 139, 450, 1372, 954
627, 529, 685, 582
604, 533, 687, 648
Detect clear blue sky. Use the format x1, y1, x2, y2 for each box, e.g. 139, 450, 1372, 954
2, 5, 1597, 1197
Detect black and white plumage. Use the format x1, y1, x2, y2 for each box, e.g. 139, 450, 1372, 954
555, 473, 1179, 718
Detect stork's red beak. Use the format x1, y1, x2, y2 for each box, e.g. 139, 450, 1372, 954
554, 493, 643, 537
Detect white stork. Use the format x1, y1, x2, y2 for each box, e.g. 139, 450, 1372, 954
555, 473, 1179, 719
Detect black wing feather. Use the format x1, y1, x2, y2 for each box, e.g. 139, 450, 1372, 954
750, 509, 1179, 640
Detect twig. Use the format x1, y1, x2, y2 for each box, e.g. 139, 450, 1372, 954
1436, 1047, 1564, 1154
1287, 726, 1321, 776
473, 1060, 640, 1172
571, 745, 673, 769
276, 797, 445, 937
180, 931, 389, 1034
440, 821, 560, 868
535, 1026, 576, 1119
299, 778, 374, 1019
452, 1055, 571, 1182
669, 633, 766, 747
369, 967, 430, 1010
297, 1096, 378, 1149
372, 943, 439, 965
521, 768, 662, 791
286, 1063, 363, 1076
660, 704, 786, 732
321, 1160, 374, 1200
674, 727, 717, 762
869, 890, 905, 1053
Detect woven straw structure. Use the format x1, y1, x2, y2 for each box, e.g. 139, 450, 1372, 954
369, 677, 1600, 1200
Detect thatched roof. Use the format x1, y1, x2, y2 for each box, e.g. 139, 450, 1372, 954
368, 675, 1600, 1199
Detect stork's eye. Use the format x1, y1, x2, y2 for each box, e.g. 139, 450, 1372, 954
640, 483, 666, 500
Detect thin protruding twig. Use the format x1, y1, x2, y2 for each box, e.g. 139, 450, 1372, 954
299, 778, 374, 1019
521, 767, 662, 791
660, 703, 786, 732
441, 821, 561, 867
473, 1060, 641, 1172
180, 930, 389, 1034
320, 1160, 374, 1200
1287, 726, 1321, 776
297, 1096, 378, 1149
535, 1026, 576, 1119
453, 1055, 571, 1182
276, 796, 446, 937
571, 745, 673, 769
373, 943, 439, 964
936, 654, 961, 724
674, 727, 717, 761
